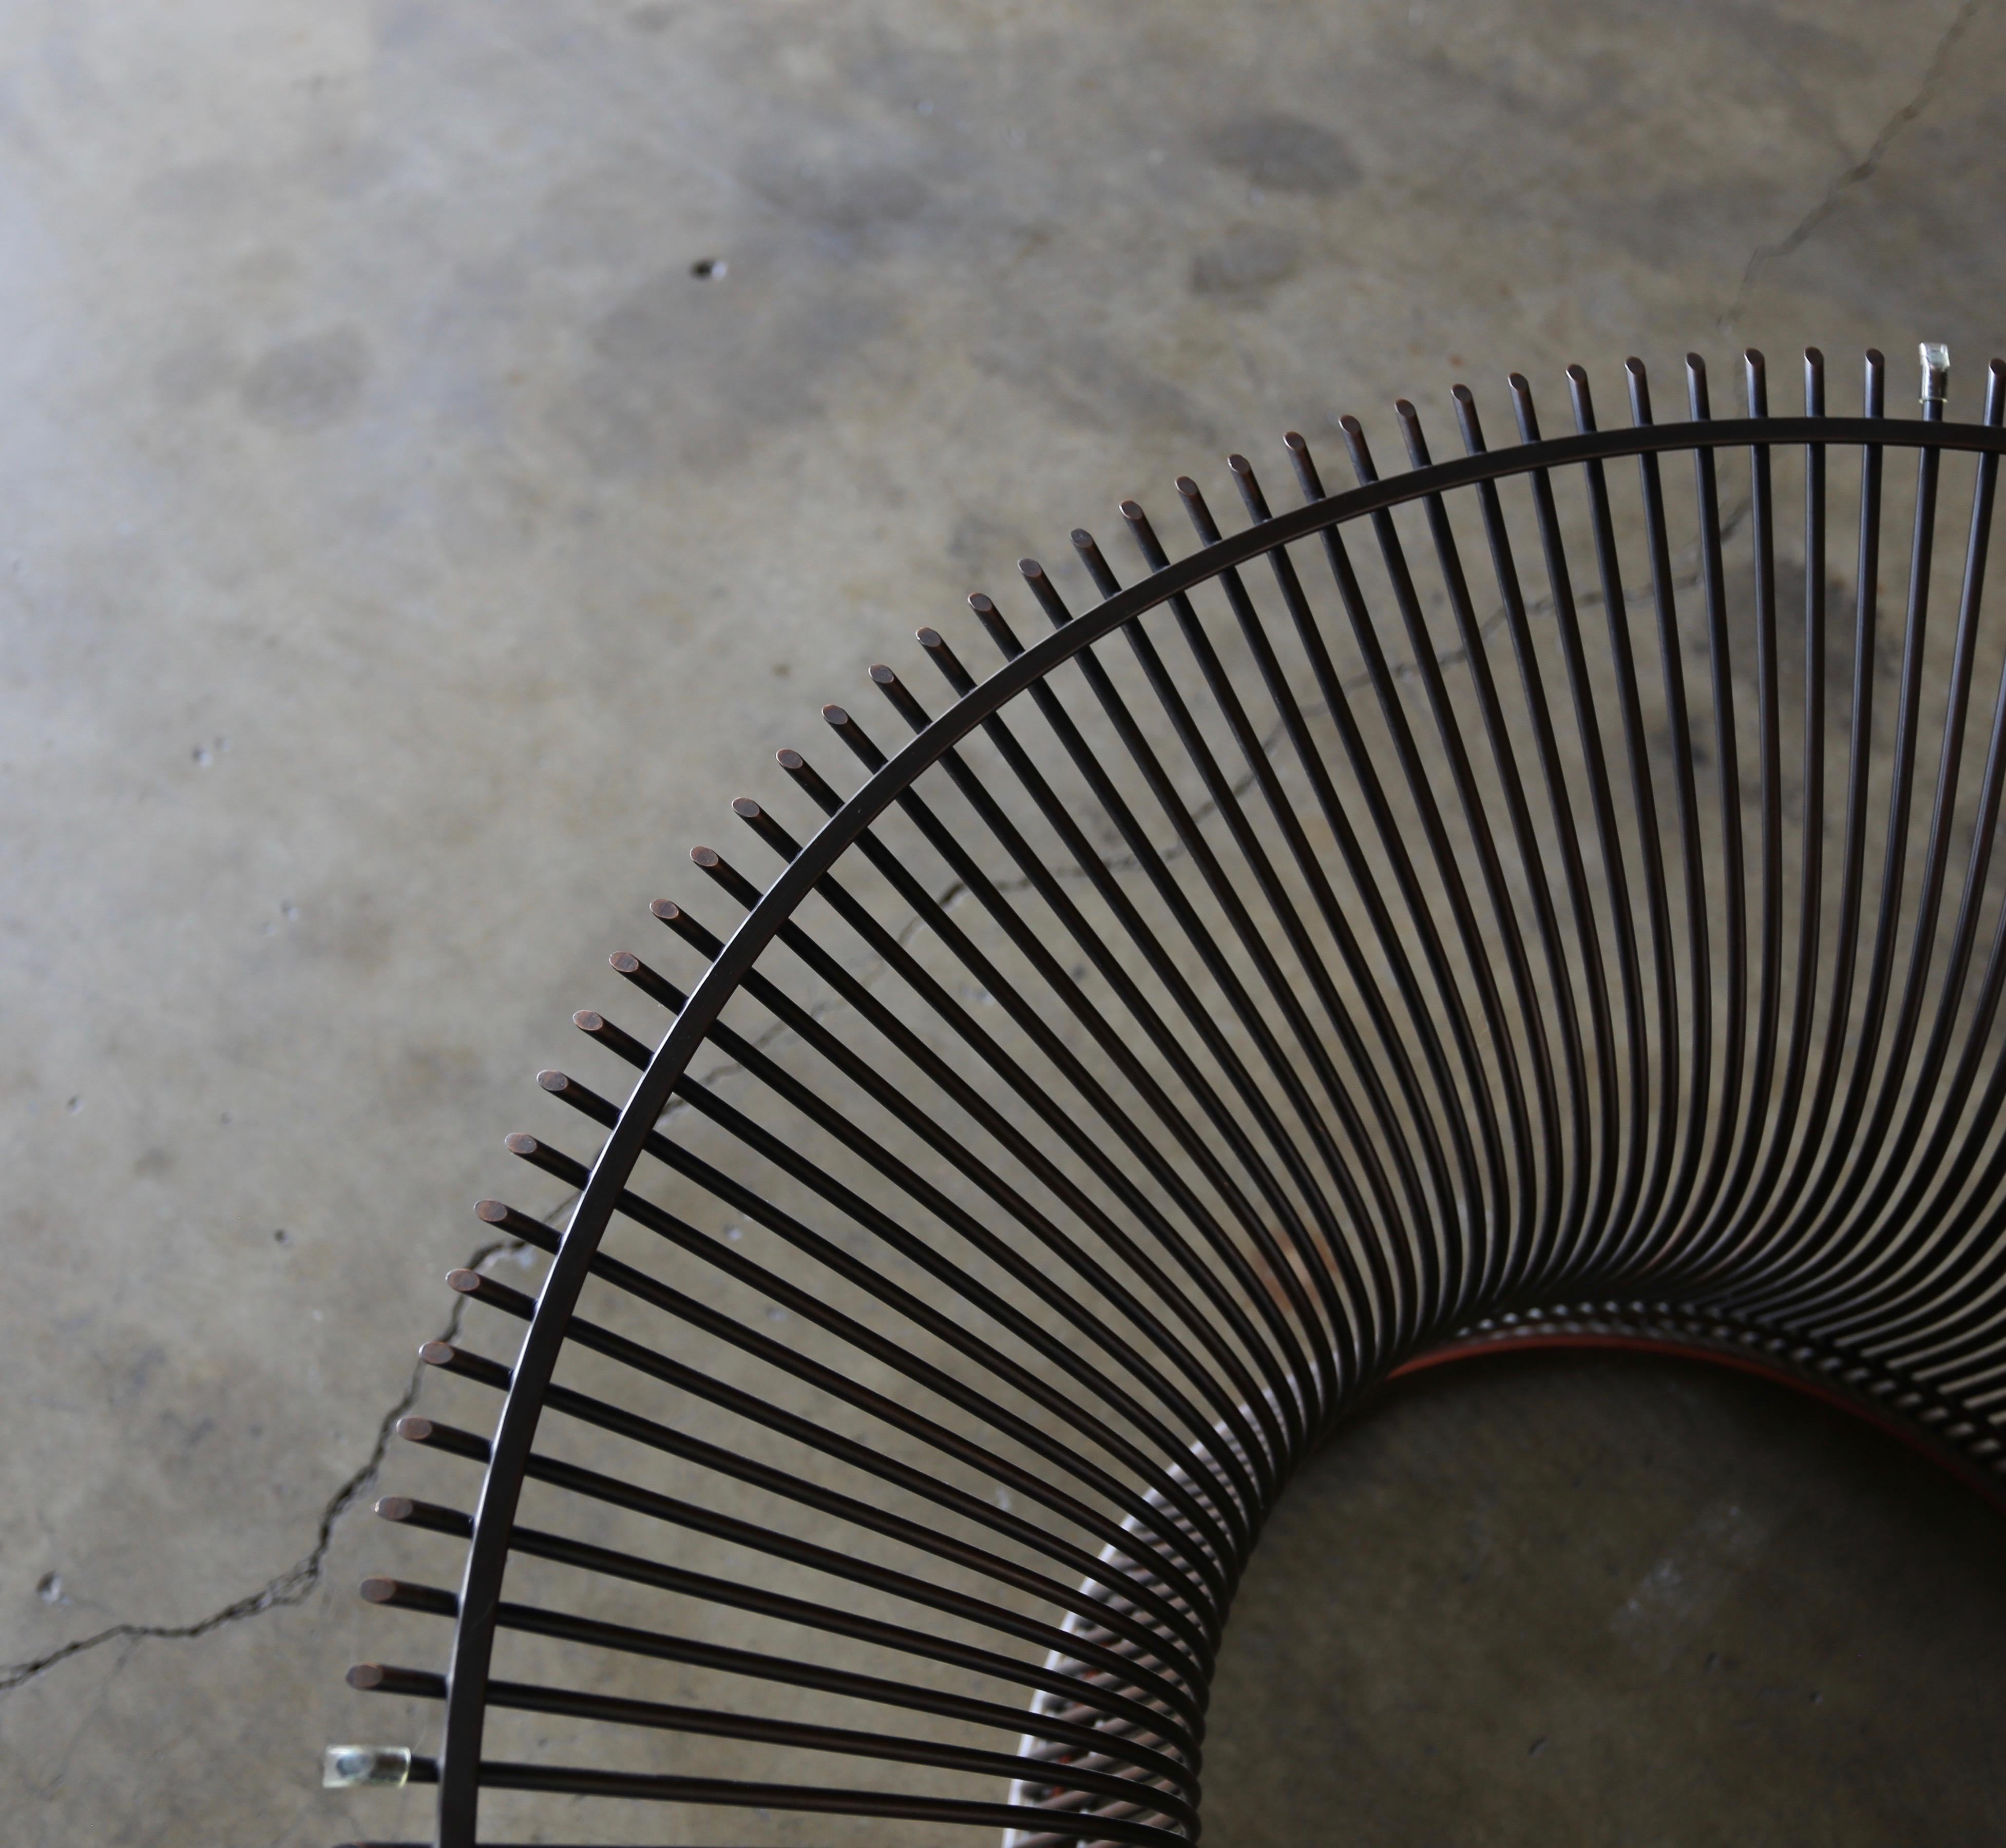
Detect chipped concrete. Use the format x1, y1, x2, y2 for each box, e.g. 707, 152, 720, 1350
1, 1, 2001, 1842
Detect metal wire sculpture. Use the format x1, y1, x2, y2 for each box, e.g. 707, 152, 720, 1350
331, 343, 2006, 1848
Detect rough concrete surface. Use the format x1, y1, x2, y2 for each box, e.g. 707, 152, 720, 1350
1203, 1351, 2006, 1847
0, 1, 2001, 1843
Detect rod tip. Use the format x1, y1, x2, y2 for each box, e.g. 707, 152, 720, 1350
609, 951, 640, 973
1011, 562, 1041, 585
867, 664, 896, 686
649, 898, 680, 921
1118, 499, 1145, 522
915, 626, 943, 647
1069, 527, 1094, 548
504, 1132, 540, 1155
821, 704, 851, 727
374, 1496, 414, 1522
358, 1576, 397, 1604
1564, 362, 1589, 385
1451, 382, 1475, 404
1227, 452, 1253, 474
1174, 475, 1200, 497
731, 796, 763, 818
346, 1664, 387, 1690
690, 845, 721, 867
1338, 413, 1364, 435
417, 1341, 455, 1366
1921, 340, 1950, 401
572, 1010, 603, 1031
775, 747, 806, 770
445, 1269, 482, 1294
394, 1416, 433, 1441
475, 1198, 510, 1223
1394, 397, 1419, 419
536, 1067, 568, 1091
1283, 429, 1308, 452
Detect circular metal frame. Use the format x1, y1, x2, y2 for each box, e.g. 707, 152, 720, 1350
337, 346, 2006, 1848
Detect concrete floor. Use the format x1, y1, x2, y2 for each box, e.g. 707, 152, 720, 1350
2, 2, 2003, 1843
1202, 1352, 2006, 1847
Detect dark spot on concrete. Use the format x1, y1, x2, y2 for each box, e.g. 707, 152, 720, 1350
555, 260, 892, 477
240, 326, 369, 431
152, 333, 236, 409
690, 257, 727, 278
1190, 226, 1302, 300
627, 1, 678, 29
1205, 113, 1361, 196
1529, 1735, 1548, 1756
948, 510, 1033, 585
740, 155, 929, 242
123, 1345, 167, 1398
133, 1147, 172, 1180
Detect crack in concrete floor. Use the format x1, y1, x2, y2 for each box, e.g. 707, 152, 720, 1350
0, 1231, 535, 1698
1724, 0, 1989, 330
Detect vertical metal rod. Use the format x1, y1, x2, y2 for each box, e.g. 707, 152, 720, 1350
1728, 352, 1944, 1303
1721, 349, 1829, 1259
1688, 351, 1786, 1262
1622, 357, 1711, 1263
1508, 372, 1628, 1264
1679, 353, 1752, 1257
1453, 383, 1600, 1284
1713, 350, 1888, 1286
1565, 363, 1674, 1273
1290, 432, 1507, 1322
1389, 399, 1563, 1298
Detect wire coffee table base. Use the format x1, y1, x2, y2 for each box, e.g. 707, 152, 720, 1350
333, 341, 2006, 1847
